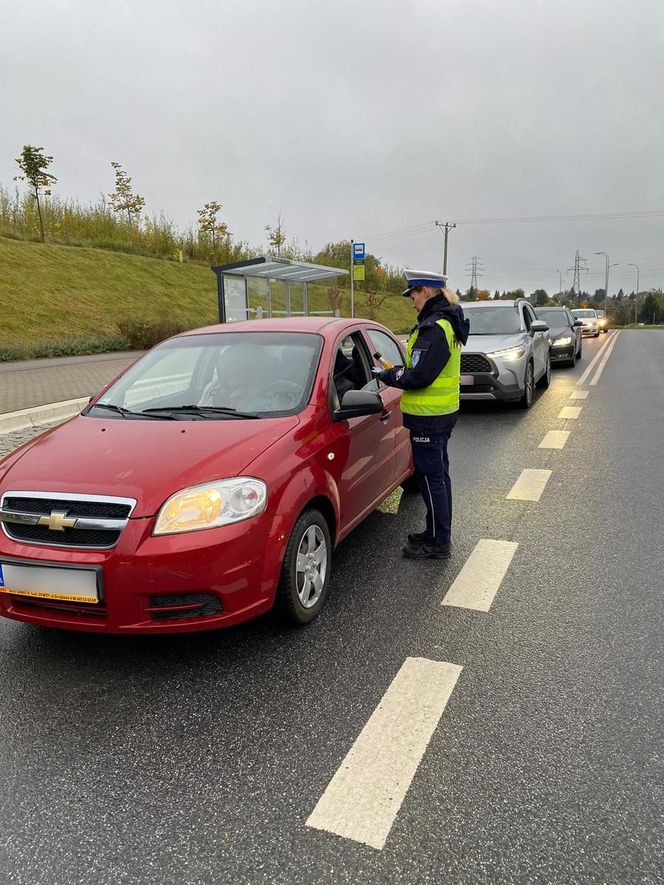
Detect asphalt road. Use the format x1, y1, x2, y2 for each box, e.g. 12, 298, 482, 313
0, 331, 662, 885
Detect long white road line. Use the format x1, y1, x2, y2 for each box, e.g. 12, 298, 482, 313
306, 658, 462, 850
539, 430, 570, 449
507, 469, 552, 502
590, 330, 621, 386
442, 539, 518, 612
576, 331, 619, 386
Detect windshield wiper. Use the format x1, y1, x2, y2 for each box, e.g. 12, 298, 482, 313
140, 405, 261, 419
89, 402, 174, 420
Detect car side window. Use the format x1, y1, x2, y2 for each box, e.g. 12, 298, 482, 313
330, 332, 372, 410
365, 329, 404, 370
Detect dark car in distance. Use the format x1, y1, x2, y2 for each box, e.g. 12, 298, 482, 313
534, 307, 583, 367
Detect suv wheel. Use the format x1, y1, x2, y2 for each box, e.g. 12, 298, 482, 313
518, 361, 534, 409
277, 509, 331, 625
537, 355, 552, 389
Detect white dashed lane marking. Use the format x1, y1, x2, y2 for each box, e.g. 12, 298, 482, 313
539, 430, 570, 449
570, 389, 589, 399
558, 406, 582, 419
441, 539, 518, 612
506, 469, 552, 502
306, 657, 462, 850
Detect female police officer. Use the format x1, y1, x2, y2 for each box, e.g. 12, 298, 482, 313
373, 269, 469, 560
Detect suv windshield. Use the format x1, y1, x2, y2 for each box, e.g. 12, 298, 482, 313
572, 309, 596, 318
87, 331, 322, 419
464, 306, 522, 335
536, 309, 569, 326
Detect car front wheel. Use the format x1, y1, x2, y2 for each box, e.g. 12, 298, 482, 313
537, 355, 552, 389
518, 361, 535, 409
277, 509, 332, 625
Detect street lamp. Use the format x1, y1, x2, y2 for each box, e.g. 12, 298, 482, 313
626, 262, 640, 324
554, 268, 564, 300
594, 252, 610, 316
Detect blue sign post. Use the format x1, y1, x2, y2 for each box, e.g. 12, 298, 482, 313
353, 242, 366, 261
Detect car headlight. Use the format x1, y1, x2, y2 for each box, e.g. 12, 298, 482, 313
552, 336, 572, 346
486, 345, 526, 361
153, 478, 267, 535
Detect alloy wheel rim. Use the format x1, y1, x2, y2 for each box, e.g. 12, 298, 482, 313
295, 525, 328, 608
526, 365, 534, 404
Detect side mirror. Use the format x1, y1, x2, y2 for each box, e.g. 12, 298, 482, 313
530, 320, 549, 334
334, 389, 384, 421
573, 319, 584, 327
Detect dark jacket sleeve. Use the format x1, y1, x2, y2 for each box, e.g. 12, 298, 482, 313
379, 324, 451, 390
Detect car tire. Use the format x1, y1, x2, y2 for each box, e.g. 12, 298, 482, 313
537, 355, 552, 389
276, 509, 332, 625
576, 343, 582, 360
567, 349, 577, 368
517, 361, 535, 409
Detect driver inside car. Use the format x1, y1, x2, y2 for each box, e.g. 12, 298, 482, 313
200, 344, 273, 410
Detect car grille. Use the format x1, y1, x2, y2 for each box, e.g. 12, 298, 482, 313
461, 353, 493, 374
148, 593, 223, 621
9, 595, 108, 620
0, 493, 136, 549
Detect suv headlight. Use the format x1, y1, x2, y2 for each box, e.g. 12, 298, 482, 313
154, 478, 267, 535
486, 345, 526, 361
553, 336, 572, 346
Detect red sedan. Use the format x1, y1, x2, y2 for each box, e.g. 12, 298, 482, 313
0, 318, 412, 633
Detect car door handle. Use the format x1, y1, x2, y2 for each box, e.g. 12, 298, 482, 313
380, 410, 392, 422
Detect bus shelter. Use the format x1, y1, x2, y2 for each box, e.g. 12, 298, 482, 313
211, 257, 348, 323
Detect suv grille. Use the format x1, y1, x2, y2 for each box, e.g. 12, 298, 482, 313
0, 493, 136, 549
461, 353, 493, 374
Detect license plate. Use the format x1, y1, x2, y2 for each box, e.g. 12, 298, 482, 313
460, 374, 474, 386
0, 562, 99, 604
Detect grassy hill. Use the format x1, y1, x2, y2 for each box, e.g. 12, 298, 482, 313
0, 237, 415, 355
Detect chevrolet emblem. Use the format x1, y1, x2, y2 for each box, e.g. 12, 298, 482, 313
37, 510, 77, 532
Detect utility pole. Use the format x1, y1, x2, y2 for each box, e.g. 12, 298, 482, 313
567, 250, 588, 302
434, 221, 456, 275
465, 255, 483, 291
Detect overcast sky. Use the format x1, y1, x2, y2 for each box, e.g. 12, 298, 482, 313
2, 0, 663, 293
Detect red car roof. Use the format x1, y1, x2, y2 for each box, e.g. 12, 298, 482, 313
177, 316, 374, 338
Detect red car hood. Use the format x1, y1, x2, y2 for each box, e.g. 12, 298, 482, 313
1, 414, 299, 517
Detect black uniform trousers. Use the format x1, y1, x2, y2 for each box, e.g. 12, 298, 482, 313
409, 415, 457, 546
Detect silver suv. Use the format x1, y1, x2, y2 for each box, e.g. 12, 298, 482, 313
460, 299, 551, 408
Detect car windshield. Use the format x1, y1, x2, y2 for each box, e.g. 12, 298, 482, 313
572, 309, 596, 318
464, 306, 522, 335
536, 309, 569, 326
87, 331, 323, 419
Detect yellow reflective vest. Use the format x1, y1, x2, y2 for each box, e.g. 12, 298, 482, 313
400, 318, 461, 417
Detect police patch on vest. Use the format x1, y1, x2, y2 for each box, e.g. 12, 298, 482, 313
411, 349, 423, 367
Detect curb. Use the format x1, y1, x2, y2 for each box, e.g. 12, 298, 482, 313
0, 398, 88, 435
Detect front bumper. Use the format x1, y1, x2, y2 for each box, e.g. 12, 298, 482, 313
0, 512, 281, 634
550, 344, 575, 362
460, 355, 525, 401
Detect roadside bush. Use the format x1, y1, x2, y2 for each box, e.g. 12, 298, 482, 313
0, 334, 131, 362
115, 318, 189, 350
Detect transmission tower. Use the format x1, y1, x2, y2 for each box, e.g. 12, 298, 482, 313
567, 250, 588, 301
465, 255, 484, 289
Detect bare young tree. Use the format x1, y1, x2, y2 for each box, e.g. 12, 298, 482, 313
197, 200, 231, 255
265, 211, 286, 257
108, 162, 145, 228
14, 145, 57, 241
364, 290, 390, 320
326, 285, 344, 315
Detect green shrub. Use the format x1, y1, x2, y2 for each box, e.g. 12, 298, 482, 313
115, 318, 189, 350
0, 334, 131, 362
